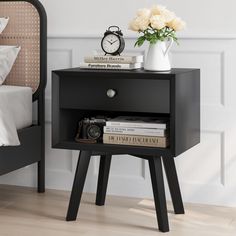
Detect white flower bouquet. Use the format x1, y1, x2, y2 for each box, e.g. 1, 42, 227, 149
129, 5, 186, 46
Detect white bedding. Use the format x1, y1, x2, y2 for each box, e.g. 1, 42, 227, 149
0, 85, 32, 146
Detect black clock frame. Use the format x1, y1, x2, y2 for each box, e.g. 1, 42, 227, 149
101, 26, 125, 56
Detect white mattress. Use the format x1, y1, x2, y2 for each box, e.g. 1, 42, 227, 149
0, 85, 32, 146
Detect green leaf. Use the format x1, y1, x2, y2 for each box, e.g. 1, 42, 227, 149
133, 26, 180, 47
134, 35, 146, 47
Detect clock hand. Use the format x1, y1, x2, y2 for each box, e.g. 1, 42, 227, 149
111, 40, 118, 45
106, 40, 112, 45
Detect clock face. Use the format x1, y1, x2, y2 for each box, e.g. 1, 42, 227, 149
102, 34, 120, 54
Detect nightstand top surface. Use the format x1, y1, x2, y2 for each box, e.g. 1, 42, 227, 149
53, 68, 199, 76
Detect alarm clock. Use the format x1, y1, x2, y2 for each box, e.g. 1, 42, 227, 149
101, 26, 125, 56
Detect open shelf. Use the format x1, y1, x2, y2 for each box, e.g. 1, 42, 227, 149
52, 108, 172, 156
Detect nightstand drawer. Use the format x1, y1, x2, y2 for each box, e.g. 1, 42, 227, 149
60, 77, 170, 113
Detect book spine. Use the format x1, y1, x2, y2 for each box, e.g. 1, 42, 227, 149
84, 56, 143, 64
80, 63, 141, 70
106, 121, 166, 129
104, 126, 166, 137
103, 134, 169, 148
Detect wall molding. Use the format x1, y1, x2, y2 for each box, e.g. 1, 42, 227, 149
48, 33, 236, 40
171, 49, 226, 107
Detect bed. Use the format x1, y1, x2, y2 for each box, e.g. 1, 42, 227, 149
0, 0, 47, 192
0, 85, 33, 146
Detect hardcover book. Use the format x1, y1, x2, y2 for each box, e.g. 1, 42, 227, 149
103, 133, 169, 148
84, 54, 144, 64
104, 126, 167, 137
79, 62, 143, 70
106, 116, 168, 129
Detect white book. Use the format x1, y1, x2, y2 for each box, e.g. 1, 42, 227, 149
79, 62, 142, 70
106, 116, 168, 129
104, 126, 167, 137
84, 54, 144, 64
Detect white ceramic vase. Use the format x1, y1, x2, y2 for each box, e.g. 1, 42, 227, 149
144, 38, 173, 71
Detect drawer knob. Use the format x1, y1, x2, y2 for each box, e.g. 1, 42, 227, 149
107, 89, 116, 98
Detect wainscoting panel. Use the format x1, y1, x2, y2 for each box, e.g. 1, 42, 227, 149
1, 36, 236, 207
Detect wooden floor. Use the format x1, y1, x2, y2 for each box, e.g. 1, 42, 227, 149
0, 185, 235, 236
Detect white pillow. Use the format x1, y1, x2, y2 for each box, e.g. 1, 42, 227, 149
0, 46, 21, 85
0, 17, 9, 34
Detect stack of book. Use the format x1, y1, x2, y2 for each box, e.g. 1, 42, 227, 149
103, 116, 169, 148
79, 53, 144, 70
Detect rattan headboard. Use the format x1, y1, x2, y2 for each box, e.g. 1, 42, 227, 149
0, 0, 47, 100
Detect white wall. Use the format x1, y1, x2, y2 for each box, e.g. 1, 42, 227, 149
1, 0, 236, 207
39, 0, 236, 37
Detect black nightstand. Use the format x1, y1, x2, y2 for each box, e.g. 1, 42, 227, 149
52, 68, 200, 232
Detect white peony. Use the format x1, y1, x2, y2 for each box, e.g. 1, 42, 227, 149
129, 5, 186, 34
129, 15, 150, 31
161, 10, 175, 23
129, 19, 140, 31
137, 8, 151, 18
168, 17, 186, 31
151, 5, 175, 23
150, 15, 166, 30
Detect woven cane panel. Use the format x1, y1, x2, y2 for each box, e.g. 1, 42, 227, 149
0, 1, 40, 93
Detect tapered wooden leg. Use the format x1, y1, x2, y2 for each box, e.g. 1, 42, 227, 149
149, 157, 169, 232
96, 154, 112, 206
66, 151, 91, 221
162, 157, 185, 214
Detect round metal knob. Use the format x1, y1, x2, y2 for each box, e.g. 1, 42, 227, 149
107, 89, 116, 98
